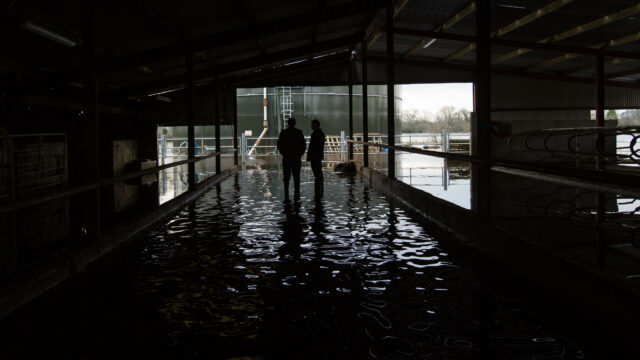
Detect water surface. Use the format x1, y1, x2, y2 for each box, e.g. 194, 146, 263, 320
1, 168, 596, 359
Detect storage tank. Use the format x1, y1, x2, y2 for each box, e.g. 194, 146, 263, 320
237, 86, 402, 141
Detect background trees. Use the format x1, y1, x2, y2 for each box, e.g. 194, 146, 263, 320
400, 107, 471, 133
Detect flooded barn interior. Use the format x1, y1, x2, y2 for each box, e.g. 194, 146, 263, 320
1, 0, 640, 358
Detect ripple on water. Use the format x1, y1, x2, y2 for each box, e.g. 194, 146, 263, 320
124, 169, 585, 358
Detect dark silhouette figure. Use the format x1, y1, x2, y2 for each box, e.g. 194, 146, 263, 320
307, 119, 325, 197
277, 117, 306, 199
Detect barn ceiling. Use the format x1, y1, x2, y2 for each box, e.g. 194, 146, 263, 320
1, 0, 639, 98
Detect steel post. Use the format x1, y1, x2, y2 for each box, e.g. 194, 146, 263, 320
348, 61, 354, 160
387, 0, 395, 179
233, 88, 239, 166
82, 0, 101, 244
186, 53, 196, 189
362, 36, 369, 168
215, 77, 221, 174
471, 0, 491, 217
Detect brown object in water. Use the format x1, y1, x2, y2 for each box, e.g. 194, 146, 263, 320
334, 161, 357, 173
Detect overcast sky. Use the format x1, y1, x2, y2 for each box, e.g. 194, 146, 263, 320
400, 83, 473, 114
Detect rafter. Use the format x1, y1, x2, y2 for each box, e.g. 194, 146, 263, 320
240, 0, 266, 56
493, 3, 640, 65
366, 0, 409, 48
102, 0, 385, 74
608, 66, 640, 80
564, 58, 631, 75
442, 0, 572, 62
402, 1, 476, 59
390, 27, 640, 61
525, 31, 640, 71
120, 33, 361, 97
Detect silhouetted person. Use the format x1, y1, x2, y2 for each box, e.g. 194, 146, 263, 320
307, 119, 325, 197
277, 117, 306, 199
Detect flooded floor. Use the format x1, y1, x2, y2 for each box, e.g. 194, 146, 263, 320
0, 166, 629, 359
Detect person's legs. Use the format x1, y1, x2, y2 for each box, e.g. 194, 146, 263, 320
311, 160, 323, 181
292, 160, 301, 197
310, 160, 323, 198
283, 159, 292, 198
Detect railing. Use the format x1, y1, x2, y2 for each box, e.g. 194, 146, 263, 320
508, 126, 640, 167
0, 129, 236, 277
157, 136, 235, 160
396, 132, 470, 152
348, 138, 640, 270
1, 133, 68, 271
157, 133, 475, 160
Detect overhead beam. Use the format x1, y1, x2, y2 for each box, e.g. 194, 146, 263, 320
94, 0, 385, 75
229, 53, 350, 87
525, 31, 640, 71
608, 66, 640, 80
365, 0, 409, 49
493, 3, 640, 64
403, 1, 476, 59
121, 33, 360, 97
132, 0, 189, 78
564, 57, 631, 75
240, 0, 266, 56
391, 27, 640, 61
366, 55, 640, 90
443, 0, 572, 62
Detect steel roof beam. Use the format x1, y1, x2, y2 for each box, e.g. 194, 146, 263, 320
493, 3, 640, 64
442, 0, 573, 62
391, 27, 640, 61
366, 0, 409, 49
564, 57, 632, 75
119, 33, 361, 97
402, 1, 476, 59
525, 31, 640, 71
102, 0, 385, 74
365, 55, 640, 90
608, 66, 640, 80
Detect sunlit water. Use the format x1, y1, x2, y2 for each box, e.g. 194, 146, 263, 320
1, 168, 593, 359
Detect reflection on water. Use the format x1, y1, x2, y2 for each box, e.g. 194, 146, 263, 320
158, 156, 235, 204
1, 168, 589, 358
395, 153, 471, 209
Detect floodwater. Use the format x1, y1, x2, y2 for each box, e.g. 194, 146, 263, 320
0, 166, 624, 359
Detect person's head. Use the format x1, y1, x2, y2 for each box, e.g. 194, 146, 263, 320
311, 119, 320, 130
288, 117, 296, 127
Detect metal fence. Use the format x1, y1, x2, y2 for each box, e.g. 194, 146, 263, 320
1, 133, 69, 272
157, 132, 472, 163
508, 126, 640, 167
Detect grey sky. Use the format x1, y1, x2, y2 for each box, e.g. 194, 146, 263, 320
401, 83, 473, 114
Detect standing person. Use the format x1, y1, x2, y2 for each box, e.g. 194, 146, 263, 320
277, 117, 306, 199
307, 119, 325, 195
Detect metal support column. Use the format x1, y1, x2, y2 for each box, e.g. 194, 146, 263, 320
82, 0, 101, 243
595, 52, 606, 267
215, 77, 221, 175
348, 61, 354, 161
362, 37, 369, 168
233, 87, 239, 166
595, 53, 605, 170
387, 1, 395, 179
471, 0, 491, 217
186, 53, 196, 189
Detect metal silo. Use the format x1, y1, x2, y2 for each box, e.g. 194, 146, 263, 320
236, 86, 402, 154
